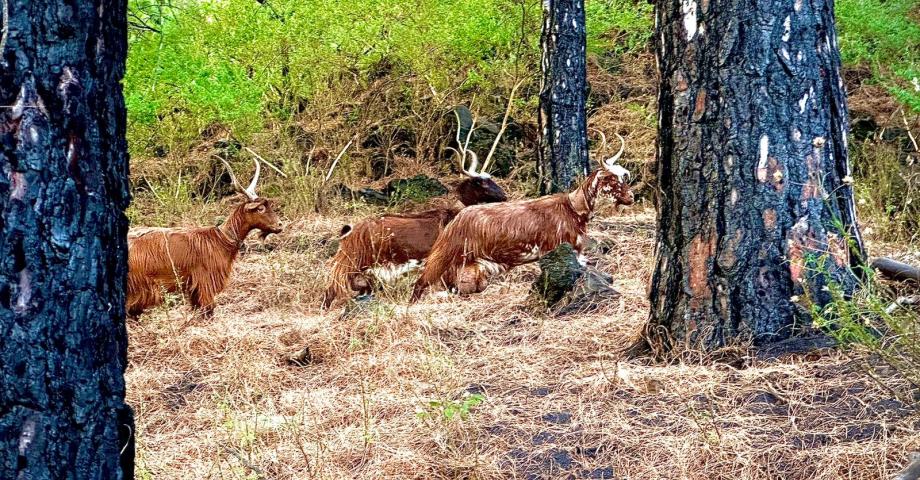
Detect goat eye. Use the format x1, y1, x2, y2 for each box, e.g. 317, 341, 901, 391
258, 206, 266, 212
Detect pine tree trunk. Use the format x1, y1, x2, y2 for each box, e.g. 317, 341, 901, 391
539, 0, 589, 194
643, 0, 864, 354
0, 1, 134, 478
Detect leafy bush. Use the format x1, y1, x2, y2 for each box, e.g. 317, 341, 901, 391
836, 0, 920, 111
124, 0, 655, 158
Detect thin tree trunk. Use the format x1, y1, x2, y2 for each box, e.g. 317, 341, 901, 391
539, 0, 589, 193
0, 1, 134, 478
642, 0, 864, 355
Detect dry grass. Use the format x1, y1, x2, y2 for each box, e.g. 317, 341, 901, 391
126, 207, 920, 480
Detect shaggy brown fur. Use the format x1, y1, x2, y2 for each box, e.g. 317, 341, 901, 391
321, 176, 507, 308
411, 167, 633, 301
127, 198, 282, 317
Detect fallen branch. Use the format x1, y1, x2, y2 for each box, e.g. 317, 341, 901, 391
324, 136, 356, 183
218, 443, 266, 480
481, 79, 525, 173
243, 146, 288, 178
871, 257, 920, 283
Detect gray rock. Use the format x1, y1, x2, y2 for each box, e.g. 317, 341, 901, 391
531, 243, 585, 307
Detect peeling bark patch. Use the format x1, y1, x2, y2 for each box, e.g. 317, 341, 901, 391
688, 234, 716, 305
693, 89, 707, 121
10, 172, 26, 200
786, 216, 811, 285
763, 209, 777, 231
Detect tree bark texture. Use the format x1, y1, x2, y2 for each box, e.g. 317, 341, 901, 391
645, 0, 864, 353
0, 1, 134, 478
539, 0, 589, 194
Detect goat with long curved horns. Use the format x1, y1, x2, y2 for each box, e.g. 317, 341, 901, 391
321, 109, 509, 308
127, 156, 283, 317
411, 133, 633, 301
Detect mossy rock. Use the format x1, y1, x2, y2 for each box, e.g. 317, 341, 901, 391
531, 243, 585, 307
383, 175, 449, 203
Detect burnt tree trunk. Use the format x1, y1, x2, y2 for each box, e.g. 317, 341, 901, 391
0, 1, 134, 478
643, 0, 864, 354
539, 0, 589, 193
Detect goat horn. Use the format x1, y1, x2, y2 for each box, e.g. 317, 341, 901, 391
589, 128, 608, 157
466, 151, 481, 177
215, 155, 248, 195
603, 133, 626, 170
446, 146, 474, 178
244, 157, 261, 200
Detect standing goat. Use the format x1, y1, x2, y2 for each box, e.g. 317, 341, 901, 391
411, 134, 633, 301
321, 112, 509, 308
127, 157, 283, 317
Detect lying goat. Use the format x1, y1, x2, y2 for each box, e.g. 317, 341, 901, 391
127, 157, 282, 317
321, 113, 508, 308
411, 134, 633, 301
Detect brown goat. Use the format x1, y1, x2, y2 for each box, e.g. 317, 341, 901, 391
321, 115, 509, 308
411, 134, 633, 301
127, 158, 282, 317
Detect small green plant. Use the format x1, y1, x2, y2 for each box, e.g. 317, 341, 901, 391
807, 264, 920, 394
417, 393, 485, 422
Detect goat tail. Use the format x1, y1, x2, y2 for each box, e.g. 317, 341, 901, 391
411, 236, 465, 303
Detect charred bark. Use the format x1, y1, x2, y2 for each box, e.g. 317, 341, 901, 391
0, 1, 134, 478
643, 0, 864, 354
539, 0, 589, 193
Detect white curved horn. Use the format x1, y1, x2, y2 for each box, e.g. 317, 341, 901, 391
590, 128, 608, 159
466, 151, 481, 177
244, 157, 260, 200
603, 133, 626, 169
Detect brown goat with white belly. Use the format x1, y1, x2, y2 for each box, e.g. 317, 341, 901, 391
127, 158, 282, 317
411, 134, 633, 301
321, 113, 509, 308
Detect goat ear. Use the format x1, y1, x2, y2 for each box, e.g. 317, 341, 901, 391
244, 202, 262, 212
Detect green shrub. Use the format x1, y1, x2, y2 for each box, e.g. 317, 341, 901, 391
836, 0, 920, 111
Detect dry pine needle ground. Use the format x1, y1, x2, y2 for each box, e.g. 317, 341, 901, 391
126, 209, 920, 479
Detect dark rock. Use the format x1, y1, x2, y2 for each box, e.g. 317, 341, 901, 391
851, 117, 878, 141
548, 449, 575, 469
581, 467, 616, 479
370, 153, 393, 180
790, 433, 831, 449
464, 384, 489, 396
286, 346, 313, 366
576, 445, 605, 458
532, 243, 585, 307
335, 184, 391, 206
844, 423, 884, 442
383, 174, 449, 203
531, 387, 552, 397
556, 268, 622, 315
542, 411, 573, 425
532, 431, 557, 445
